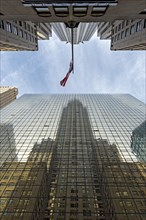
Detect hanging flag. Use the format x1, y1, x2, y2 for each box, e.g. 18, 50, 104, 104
60, 26, 74, 87
60, 61, 73, 87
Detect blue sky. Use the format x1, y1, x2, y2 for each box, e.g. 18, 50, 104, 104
1, 32, 146, 103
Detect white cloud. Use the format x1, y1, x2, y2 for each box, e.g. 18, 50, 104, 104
0, 35, 146, 103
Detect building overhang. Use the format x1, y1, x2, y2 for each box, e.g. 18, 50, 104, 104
0, 0, 146, 22
22, 1, 118, 19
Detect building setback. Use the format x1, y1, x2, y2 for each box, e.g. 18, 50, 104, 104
0, 86, 18, 109
0, 94, 146, 219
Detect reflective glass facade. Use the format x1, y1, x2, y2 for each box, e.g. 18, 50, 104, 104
0, 94, 146, 219
131, 121, 146, 162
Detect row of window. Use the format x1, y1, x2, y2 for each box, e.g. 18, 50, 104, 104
0, 20, 37, 43
112, 19, 146, 43
113, 19, 144, 34
16, 21, 36, 34
31, 5, 108, 18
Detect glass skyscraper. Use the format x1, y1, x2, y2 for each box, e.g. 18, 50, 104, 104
0, 94, 146, 220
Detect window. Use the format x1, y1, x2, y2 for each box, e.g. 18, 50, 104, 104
31, 27, 34, 33
126, 20, 129, 26
8, 199, 13, 205
35, 7, 50, 12
70, 210, 77, 216
144, 19, 146, 28
23, 22, 26, 29
123, 191, 128, 196
73, 6, 87, 17
122, 21, 125, 28
140, 209, 146, 217
71, 189, 78, 193
70, 203, 78, 208
126, 201, 133, 207
136, 20, 142, 32
121, 31, 124, 39
125, 28, 129, 37
28, 34, 31, 41
20, 29, 23, 37
1, 182, 6, 186
35, 7, 51, 17
91, 6, 107, 17
27, 24, 30, 31
30, 35, 33, 42
117, 33, 120, 40
4, 190, 11, 195
13, 26, 18, 35
115, 26, 118, 33
8, 182, 15, 186
24, 32, 27, 39
0, 199, 7, 206
3, 209, 8, 216
130, 25, 135, 34
6, 22, 12, 32
71, 196, 78, 201
114, 35, 117, 42
0, 20, 4, 29
14, 209, 20, 216
19, 21, 22, 26
83, 210, 91, 216
118, 24, 121, 31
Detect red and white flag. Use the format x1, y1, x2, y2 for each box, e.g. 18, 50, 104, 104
60, 61, 73, 87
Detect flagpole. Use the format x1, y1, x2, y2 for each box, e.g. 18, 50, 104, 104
71, 27, 74, 73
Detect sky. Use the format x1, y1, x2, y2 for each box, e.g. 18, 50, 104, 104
1, 32, 146, 103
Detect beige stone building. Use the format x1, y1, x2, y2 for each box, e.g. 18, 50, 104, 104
98, 19, 146, 50
111, 19, 146, 50
0, 86, 18, 109
0, 20, 52, 51
0, 1, 146, 50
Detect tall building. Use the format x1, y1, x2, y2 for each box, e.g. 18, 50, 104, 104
111, 19, 146, 50
37, 23, 52, 40
0, 20, 52, 51
0, 94, 146, 219
0, 86, 18, 109
97, 19, 146, 50
0, 20, 38, 51
1, 1, 145, 23
1, 1, 146, 50
98, 22, 112, 39
52, 22, 97, 44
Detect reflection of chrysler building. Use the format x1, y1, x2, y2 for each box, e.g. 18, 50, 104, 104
131, 121, 146, 162
0, 94, 146, 219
